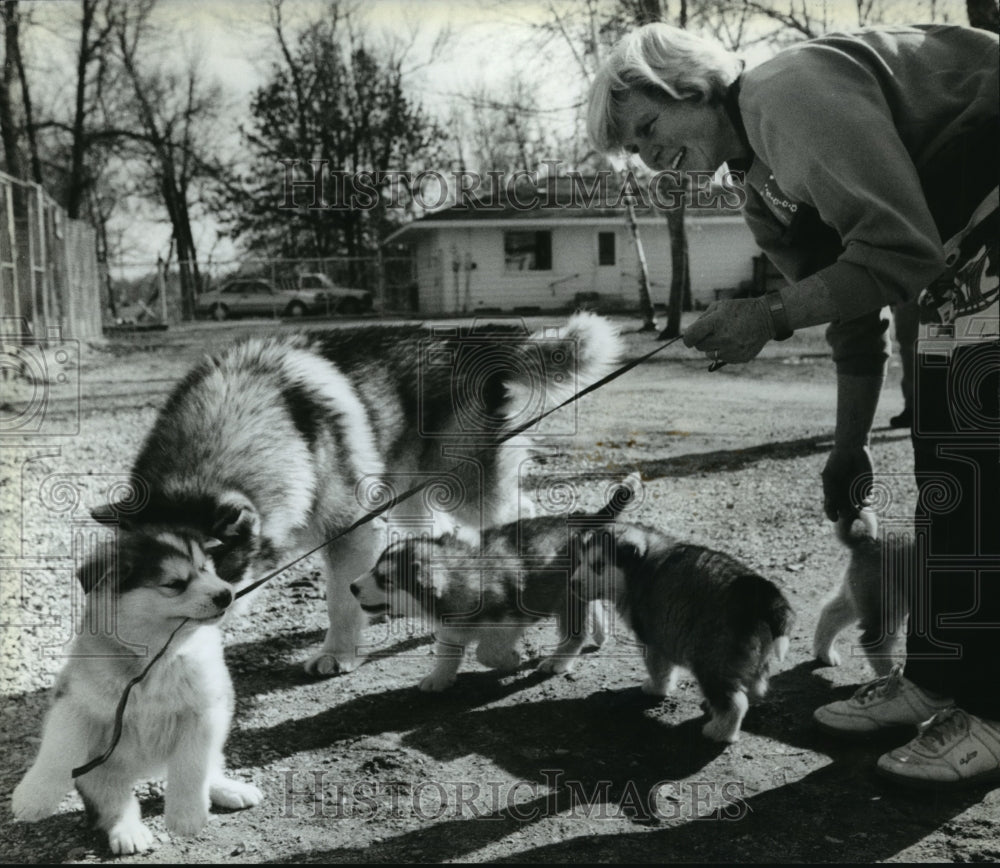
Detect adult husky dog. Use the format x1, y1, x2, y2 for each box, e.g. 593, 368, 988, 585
90, 314, 620, 676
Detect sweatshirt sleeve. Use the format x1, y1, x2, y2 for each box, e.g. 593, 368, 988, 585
740, 55, 947, 322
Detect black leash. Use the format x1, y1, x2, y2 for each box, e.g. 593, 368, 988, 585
72, 331, 688, 778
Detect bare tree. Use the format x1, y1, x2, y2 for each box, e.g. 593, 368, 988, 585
111, 0, 227, 317
0, 0, 41, 183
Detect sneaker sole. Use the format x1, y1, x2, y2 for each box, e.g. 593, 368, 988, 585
814, 718, 918, 741
875, 763, 1000, 791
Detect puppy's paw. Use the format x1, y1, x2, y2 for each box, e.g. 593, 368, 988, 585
701, 717, 741, 744
814, 646, 841, 667
641, 677, 671, 697
538, 655, 575, 675
476, 645, 521, 671
210, 778, 263, 810
165, 803, 209, 838
108, 816, 155, 855
587, 602, 609, 648
303, 652, 360, 677
11, 775, 66, 822
419, 671, 456, 692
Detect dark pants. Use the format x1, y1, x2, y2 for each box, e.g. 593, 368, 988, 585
905, 341, 1000, 718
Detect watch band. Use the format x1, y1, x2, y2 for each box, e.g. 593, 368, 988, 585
766, 289, 793, 341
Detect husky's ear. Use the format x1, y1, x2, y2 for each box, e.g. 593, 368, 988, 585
90, 501, 136, 528
76, 551, 134, 594
202, 537, 226, 554
212, 497, 260, 544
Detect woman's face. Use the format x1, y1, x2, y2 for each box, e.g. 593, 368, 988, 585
617, 88, 738, 173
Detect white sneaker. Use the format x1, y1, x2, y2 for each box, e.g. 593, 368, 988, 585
813, 664, 954, 736
877, 708, 1000, 788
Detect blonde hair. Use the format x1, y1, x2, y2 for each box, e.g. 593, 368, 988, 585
588, 23, 743, 154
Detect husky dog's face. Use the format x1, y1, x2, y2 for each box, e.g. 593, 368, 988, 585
572, 525, 647, 601
89, 491, 263, 588
79, 529, 235, 636
350, 537, 439, 620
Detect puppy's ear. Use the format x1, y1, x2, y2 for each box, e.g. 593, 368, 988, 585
89, 501, 135, 529
202, 537, 225, 554
76, 551, 134, 594
212, 497, 260, 545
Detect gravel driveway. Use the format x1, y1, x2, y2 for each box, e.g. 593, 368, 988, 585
2, 315, 997, 863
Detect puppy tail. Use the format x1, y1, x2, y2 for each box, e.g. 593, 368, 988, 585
731, 574, 795, 663
836, 508, 879, 548
595, 471, 643, 521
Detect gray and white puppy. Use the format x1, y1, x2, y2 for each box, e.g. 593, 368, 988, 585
349, 481, 638, 691
813, 509, 911, 676
12, 529, 261, 855
572, 497, 795, 743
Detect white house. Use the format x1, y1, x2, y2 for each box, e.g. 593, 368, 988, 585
384, 176, 766, 315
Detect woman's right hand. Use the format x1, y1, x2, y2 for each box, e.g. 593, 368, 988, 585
821, 445, 874, 522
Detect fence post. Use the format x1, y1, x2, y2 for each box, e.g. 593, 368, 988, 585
158, 257, 168, 323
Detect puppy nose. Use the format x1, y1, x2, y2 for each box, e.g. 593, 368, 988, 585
212, 588, 233, 609
349, 583, 360, 598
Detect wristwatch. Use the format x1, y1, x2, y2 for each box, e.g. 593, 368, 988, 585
765, 289, 793, 341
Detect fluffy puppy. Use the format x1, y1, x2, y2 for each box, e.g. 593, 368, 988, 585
350, 502, 630, 692
573, 521, 794, 743
813, 510, 911, 675
11, 530, 261, 855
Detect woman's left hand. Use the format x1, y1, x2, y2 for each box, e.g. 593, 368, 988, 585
682, 297, 773, 363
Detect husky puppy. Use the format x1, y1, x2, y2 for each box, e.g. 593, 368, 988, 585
573, 518, 795, 743
350, 519, 610, 692
813, 510, 911, 676
11, 529, 261, 855
87, 315, 620, 677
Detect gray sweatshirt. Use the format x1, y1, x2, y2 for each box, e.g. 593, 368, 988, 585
735, 24, 998, 374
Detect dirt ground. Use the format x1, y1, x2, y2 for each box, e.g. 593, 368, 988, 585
2, 314, 998, 864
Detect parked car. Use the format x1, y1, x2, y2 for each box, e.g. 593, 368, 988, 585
283, 273, 374, 315
195, 278, 315, 321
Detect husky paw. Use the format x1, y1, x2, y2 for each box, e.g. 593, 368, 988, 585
419, 671, 456, 692
538, 655, 575, 675
476, 646, 521, 671
303, 652, 359, 677
108, 817, 155, 855
815, 646, 841, 667
210, 778, 263, 810
701, 717, 741, 744
587, 602, 609, 648
641, 678, 672, 697
11, 776, 66, 822
165, 803, 209, 838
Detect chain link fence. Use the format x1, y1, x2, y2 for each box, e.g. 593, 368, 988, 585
0, 171, 103, 343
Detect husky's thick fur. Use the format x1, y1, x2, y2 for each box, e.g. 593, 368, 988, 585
12, 530, 261, 855
813, 510, 911, 676
89, 315, 620, 676
349, 484, 634, 691
572, 486, 795, 743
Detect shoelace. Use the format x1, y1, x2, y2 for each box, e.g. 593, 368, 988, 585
913, 707, 966, 751
852, 663, 904, 705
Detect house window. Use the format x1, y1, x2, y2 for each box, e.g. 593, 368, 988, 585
598, 232, 616, 266
504, 231, 552, 272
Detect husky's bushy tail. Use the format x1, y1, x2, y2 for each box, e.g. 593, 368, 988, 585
506, 312, 622, 420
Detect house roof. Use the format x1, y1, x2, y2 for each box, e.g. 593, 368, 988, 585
384, 174, 744, 244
